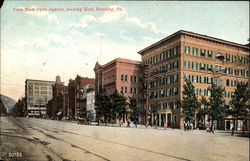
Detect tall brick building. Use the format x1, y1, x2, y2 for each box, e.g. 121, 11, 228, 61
138, 30, 249, 130
94, 58, 142, 115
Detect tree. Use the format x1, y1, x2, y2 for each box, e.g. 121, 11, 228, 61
230, 83, 248, 131
207, 83, 226, 126
95, 90, 111, 125
128, 97, 143, 127
197, 96, 209, 129
110, 91, 127, 124
182, 80, 199, 124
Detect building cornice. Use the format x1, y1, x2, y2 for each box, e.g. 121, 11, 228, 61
138, 30, 250, 55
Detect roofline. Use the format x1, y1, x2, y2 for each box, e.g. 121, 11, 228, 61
25, 79, 55, 83
138, 30, 249, 55
101, 58, 141, 68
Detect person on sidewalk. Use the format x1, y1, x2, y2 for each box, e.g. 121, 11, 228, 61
210, 124, 214, 134
231, 125, 235, 136
190, 122, 193, 131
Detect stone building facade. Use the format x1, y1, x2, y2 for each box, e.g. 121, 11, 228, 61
25, 79, 55, 117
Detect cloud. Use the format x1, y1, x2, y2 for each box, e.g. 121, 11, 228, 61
24, 6, 59, 24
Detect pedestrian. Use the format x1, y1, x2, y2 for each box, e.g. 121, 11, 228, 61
210, 124, 214, 134
190, 122, 193, 131
127, 120, 130, 127
164, 121, 166, 130
231, 125, 235, 136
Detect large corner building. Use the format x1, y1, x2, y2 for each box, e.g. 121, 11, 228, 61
138, 30, 249, 130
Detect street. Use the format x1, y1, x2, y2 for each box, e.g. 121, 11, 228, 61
0, 117, 249, 161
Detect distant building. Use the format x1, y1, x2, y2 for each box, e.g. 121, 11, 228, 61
68, 75, 95, 119
25, 79, 55, 117
86, 86, 95, 121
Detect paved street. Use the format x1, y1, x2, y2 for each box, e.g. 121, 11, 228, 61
0, 117, 249, 161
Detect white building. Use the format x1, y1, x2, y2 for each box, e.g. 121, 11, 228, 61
86, 87, 96, 121
25, 79, 55, 117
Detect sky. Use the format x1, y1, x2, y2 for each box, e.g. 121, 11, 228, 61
1, 1, 249, 101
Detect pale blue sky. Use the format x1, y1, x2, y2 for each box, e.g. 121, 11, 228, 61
1, 1, 249, 100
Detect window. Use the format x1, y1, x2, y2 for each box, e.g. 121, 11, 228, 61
214, 66, 219, 72
121, 75, 124, 81
174, 87, 178, 95
160, 90, 164, 97
220, 80, 223, 86
130, 87, 133, 94
232, 55, 236, 62
200, 76, 205, 83
207, 64, 213, 72
174, 74, 178, 83
226, 79, 230, 86
226, 54, 231, 61
167, 50, 171, 58
124, 75, 128, 81
200, 49, 206, 57
173, 47, 177, 56
200, 89, 204, 96
120, 87, 124, 93
244, 57, 249, 65
207, 50, 213, 58
193, 48, 198, 56
185, 46, 190, 54
134, 88, 137, 94
160, 53, 164, 61
192, 62, 198, 70
192, 75, 197, 83
231, 80, 236, 87
184, 75, 190, 81
207, 77, 212, 84
184, 61, 190, 69
200, 63, 206, 70
174, 61, 179, 69
125, 87, 127, 93
238, 56, 242, 63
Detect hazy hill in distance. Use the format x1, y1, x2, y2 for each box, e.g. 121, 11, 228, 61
0, 94, 17, 113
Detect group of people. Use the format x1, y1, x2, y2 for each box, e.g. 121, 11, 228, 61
184, 122, 194, 131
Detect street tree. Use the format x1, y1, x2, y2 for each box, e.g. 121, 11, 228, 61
110, 91, 127, 124
230, 83, 248, 131
128, 97, 143, 127
95, 90, 111, 125
181, 80, 199, 124
207, 83, 226, 126
197, 96, 209, 129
